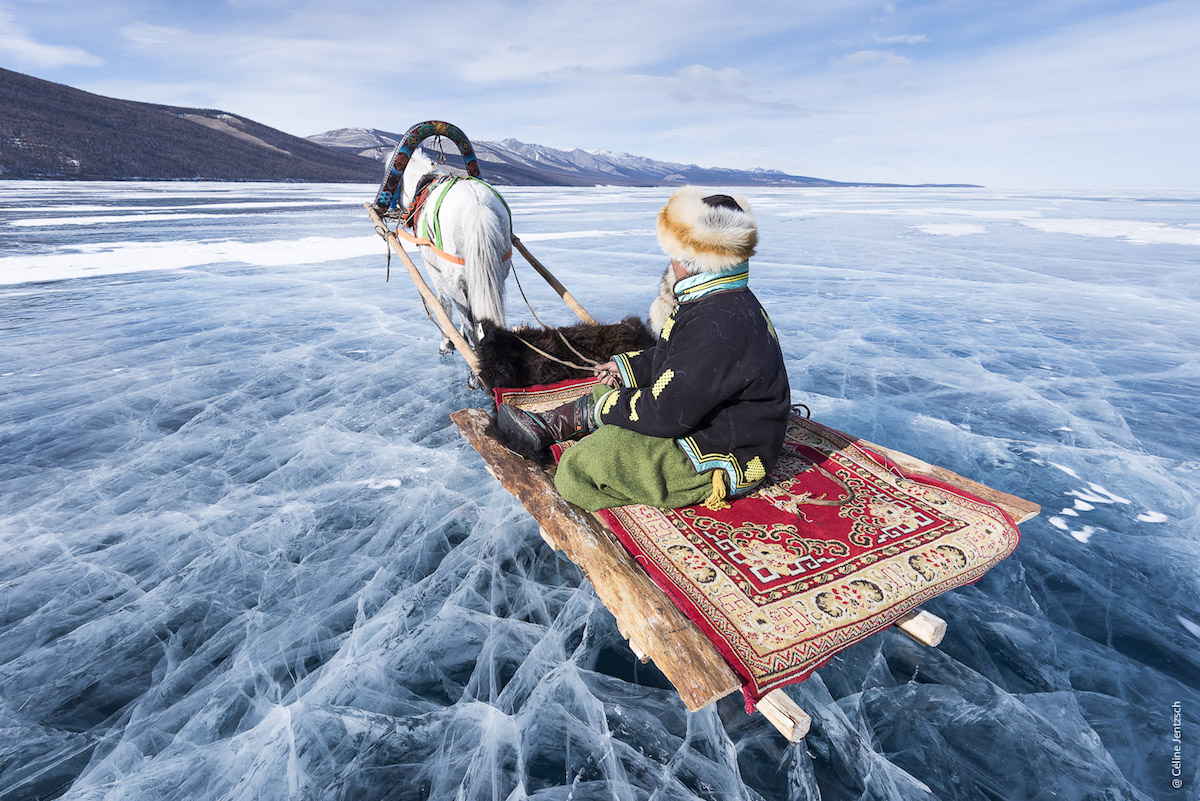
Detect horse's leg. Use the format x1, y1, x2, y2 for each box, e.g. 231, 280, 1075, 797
448, 275, 484, 389
452, 275, 478, 351
437, 285, 456, 356
422, 250, 456, 355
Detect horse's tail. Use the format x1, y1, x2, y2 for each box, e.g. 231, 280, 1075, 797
456, 182, 511, 333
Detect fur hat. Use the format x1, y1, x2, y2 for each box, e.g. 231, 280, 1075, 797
656, 186, 757, 272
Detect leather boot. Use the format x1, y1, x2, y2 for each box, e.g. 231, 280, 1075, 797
496, 393, 596, 454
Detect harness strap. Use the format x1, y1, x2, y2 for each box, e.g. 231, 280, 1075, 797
510, 257, 600, 368
422, 176, 458, 250
409, 175, 514, 262
392, 225, 512, 266
400, 178, 437, 230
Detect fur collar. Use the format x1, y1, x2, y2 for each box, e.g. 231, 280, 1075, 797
648, 266, 677, 337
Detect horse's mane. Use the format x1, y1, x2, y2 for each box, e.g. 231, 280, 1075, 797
401, 149, 446, 209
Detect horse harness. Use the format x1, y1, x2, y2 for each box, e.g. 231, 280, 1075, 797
384, 172, 599, 375
399, 173, 440, 230
394, 175, 513, 266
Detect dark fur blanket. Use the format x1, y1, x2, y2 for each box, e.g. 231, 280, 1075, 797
476, 316, 654, 392
477, 316, 655, 464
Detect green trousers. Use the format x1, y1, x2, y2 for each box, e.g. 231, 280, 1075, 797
553, 387, 712, 512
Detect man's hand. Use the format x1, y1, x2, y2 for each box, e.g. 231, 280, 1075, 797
594, 360, 620, 387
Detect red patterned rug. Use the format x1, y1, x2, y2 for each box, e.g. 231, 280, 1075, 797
496, 379, 1021, 706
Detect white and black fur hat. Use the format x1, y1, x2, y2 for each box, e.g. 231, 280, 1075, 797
648, 187, 757, 335
657, 186, 757, 272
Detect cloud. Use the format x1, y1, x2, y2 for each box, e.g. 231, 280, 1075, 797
676, 65, 750, 89
829, 49, 911, 67
4, 0, 1197, 188
789, 0, 1200, 186
122, 21, 190, 48
0, 8, 103, 68
532, 64, 817, 119
874, 33, 928, 44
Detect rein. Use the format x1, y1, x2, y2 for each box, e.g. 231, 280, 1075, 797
509, 258, 601, 371
509, 331, 600, 373
378, 189, 601, 375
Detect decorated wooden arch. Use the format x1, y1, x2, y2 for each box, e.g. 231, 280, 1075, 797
372, 120, 481, 212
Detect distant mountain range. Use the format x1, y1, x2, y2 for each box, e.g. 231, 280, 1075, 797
1, 67, 975, 187
309, 127, 976, 188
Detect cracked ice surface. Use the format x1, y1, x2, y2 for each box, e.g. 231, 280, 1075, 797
1, 181, 1198, 800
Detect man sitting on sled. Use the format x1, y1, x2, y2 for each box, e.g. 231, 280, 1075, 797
497, 187, 791, 512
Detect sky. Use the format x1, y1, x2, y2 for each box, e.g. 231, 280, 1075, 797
2, 0, 1198, 189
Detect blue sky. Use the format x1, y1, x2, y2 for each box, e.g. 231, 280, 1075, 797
2, 0, 1197, 188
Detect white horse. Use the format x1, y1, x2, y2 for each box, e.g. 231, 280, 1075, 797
400, 149, 511, 356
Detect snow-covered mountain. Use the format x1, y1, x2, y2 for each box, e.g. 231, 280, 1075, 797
308, 128, 974, 188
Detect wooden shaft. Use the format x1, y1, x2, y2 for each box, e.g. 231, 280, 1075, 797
366, 206, 483, 379
452, 409, 742, 710
893, 608, 947, 647
758, 690, 811, 742
511, 235, 599, 325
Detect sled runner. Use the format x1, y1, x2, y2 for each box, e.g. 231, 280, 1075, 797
365, 130, 1041, 742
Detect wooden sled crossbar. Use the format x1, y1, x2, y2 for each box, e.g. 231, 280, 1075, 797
366, 204, 1041, 742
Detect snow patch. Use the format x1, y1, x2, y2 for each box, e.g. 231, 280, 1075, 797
1021, 217, 1200, 246
1071, 526, 1096, 543
0, 235, 382, 285
1048, 462, 1082, 480
360, 478, 402, 490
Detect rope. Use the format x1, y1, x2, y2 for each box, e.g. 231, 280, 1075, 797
378, 209, 593, 375
509, 331, 598, 372
373, 223, 392, 282
510, 257, 600, 369
419, 295, 446, 333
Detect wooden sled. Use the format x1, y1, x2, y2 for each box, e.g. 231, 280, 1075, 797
366, 204, 1041, 743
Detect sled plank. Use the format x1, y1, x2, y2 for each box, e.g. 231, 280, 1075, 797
454, 408, 1039, 741
893, 608, 947, 647
451, 409, 742, 711
758, 689, 811, 743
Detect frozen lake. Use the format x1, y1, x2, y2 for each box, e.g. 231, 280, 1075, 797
1, 181, 1197, 800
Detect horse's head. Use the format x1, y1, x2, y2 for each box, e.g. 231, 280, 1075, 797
400, 149, 444, 210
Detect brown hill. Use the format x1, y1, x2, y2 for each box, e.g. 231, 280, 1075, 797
0, 67, 378, 182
